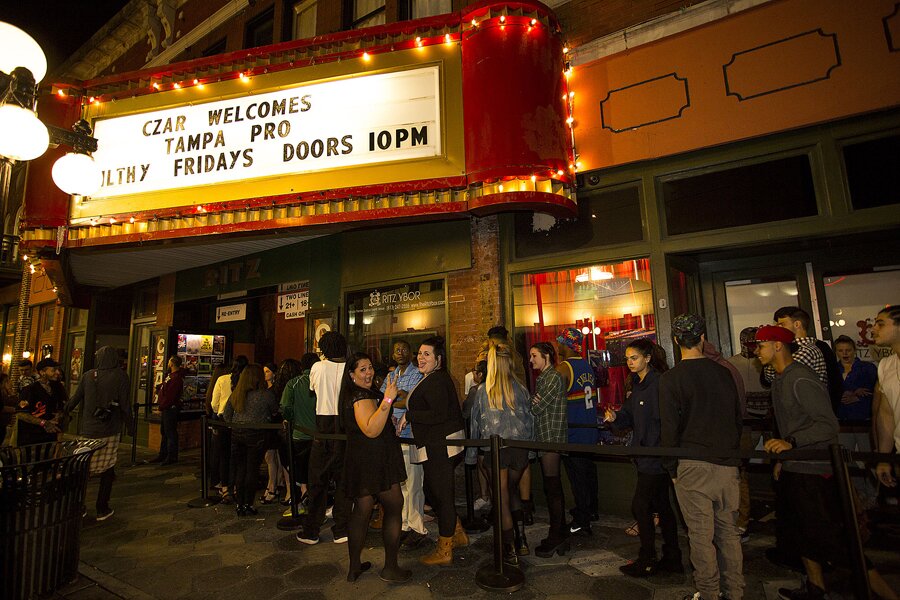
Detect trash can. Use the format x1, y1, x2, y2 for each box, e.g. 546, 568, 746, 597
1, 439, 106, 600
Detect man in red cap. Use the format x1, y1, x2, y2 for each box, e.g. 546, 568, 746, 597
755, 325, 896, 600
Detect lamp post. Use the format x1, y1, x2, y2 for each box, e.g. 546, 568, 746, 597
0, 21, 102, 388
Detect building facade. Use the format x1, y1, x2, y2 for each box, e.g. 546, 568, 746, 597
15, 0, 900, 449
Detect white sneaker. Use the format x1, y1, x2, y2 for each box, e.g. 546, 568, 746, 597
96, 508, 115, 521
474, 498, 490, 512
333, 534, 348, 544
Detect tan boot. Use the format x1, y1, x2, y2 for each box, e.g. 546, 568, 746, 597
420, 535, 454, 566
452, 518, 469, 547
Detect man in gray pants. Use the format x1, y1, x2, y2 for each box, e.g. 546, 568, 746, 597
660, 314, 744, 600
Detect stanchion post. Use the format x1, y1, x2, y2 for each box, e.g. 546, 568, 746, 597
475, 434, 524, 592
130, 403, 139, 466
277, 421, 303, 531
188, 414, 221, 508
829, 444, 871, 600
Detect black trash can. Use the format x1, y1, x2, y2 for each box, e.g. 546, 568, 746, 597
1, 439, 106, 599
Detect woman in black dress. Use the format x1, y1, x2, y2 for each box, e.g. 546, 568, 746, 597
340, 352, 410, 583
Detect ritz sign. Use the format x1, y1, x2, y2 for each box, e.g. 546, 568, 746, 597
91, 67, 442, 199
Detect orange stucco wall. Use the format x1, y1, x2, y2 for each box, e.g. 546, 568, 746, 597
572, 0, 900, 171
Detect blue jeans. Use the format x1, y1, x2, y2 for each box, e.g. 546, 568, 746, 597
158, 406, 179, 461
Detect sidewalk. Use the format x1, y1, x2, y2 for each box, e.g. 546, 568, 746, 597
51, 446, 900, 599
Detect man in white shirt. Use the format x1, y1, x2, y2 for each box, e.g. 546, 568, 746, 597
380, 341, 426, 547
298, 331, 350, 545
873, 305, 900, 487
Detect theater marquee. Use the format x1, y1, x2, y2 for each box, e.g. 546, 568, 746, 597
91, 67, 441, 199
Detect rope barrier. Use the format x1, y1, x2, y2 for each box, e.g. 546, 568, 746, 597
185, 416, 895, 597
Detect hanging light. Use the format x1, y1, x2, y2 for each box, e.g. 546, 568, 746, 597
0, 104, 49, 160
0, 22, 48, 83
52, 152, 101, 196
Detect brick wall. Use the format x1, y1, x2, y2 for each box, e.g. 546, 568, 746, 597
446, 216, 501, 395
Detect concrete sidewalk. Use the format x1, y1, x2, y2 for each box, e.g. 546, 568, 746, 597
50, 446, 899, 599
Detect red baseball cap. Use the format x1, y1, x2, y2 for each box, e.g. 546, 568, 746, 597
754, 325, 795, 345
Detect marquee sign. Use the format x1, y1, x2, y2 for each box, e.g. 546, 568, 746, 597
90, 66, 441, 199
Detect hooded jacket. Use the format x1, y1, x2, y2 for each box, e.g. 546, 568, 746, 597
66, 346, 134, 438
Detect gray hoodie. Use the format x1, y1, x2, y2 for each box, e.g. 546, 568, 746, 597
771, 361, 838, 474
66, 346, 134, 438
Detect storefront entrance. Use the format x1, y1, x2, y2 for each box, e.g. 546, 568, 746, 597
667, 232, 900, 363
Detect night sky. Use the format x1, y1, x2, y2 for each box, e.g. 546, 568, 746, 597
1, 0, 131, 76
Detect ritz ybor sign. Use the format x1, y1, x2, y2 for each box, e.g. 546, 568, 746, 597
90, 67, 441, 199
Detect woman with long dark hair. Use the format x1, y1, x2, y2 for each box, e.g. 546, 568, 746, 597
604, 338, 681, 577
224, 363, 279, 516
340, 352, 410, 583
528, 341, 569, 558
405, 336, 467, 566
470, 342, 533, 566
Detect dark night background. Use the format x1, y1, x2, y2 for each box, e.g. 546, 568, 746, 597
2, 1, 131, 75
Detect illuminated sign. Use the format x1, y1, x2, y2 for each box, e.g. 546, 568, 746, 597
91, 67, 441, 199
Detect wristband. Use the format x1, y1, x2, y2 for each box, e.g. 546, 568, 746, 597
383, 397, 394, 405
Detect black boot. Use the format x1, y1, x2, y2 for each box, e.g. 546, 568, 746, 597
511, 510, 529, 556
521, 499, 535, 526
656, 545, 684, 574
620, 557, 657, 578
535, 475, 569, 557
502, 529, 518, 566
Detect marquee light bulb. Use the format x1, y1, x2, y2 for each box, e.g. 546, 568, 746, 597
499, 15, 506, 23
444, 33, 451, 44
531, 19, 537, 26
109, 217, 117, 224
173, 82, 181, 89
563, 46, 569, 54
129, 217, 135, 224
530, 175, 536, 183
240, 72, 250, 82
471, 19, 478, 27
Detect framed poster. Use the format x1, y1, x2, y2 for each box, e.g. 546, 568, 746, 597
307, 308, 337, 355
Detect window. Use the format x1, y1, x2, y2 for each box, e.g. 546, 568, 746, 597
134, 286, 158, 318
345, 278, 446, 368
662, 154, 818, 236
245, 7, 275, 48
202, 38, 226, 57
291, 0, 317, 39
514, 184, 643, 259
512, 259, 654, 412
409, 0, 451, 18
40, 304, 56, 335
842, 134, 900, 210
724, 278, 799, 354
822, 268, 900, 364
353, 0, 385, 28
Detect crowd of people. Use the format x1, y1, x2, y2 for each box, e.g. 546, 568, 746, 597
3, 303, 899, 600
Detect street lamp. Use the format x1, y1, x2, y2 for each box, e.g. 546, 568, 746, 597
0, 20, 100, 195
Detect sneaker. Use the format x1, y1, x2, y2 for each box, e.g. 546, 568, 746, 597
297, 531, 319, 545
473, 498, 490, 512
325, 505, 333, 519
96, 508, 115, 521
568, 522, 592, 536
333, 533, 348, 544
739, 529, 750, 544
682, 593, 704, 600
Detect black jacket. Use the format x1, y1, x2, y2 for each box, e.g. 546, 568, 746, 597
610, 369, 665, 474
406, 370, 464, 452
66, 346, 134, 438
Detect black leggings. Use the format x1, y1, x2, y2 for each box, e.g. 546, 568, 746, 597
231, 431, 266, 506
348, 484, 403, 577
422, 448, 462, 537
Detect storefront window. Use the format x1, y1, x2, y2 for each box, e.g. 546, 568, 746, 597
823, 268, 900, 363
353, 0, 385, 28
512, 259, 654, 412
345, 278, 446, 369
724, 278, 799, 355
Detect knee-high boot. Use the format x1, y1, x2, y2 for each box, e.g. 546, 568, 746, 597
535, 476, 570, 558
511, 509, 529, 556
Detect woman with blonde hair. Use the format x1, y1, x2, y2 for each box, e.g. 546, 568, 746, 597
470, 342, 533, 566
224, 363, 279, 516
